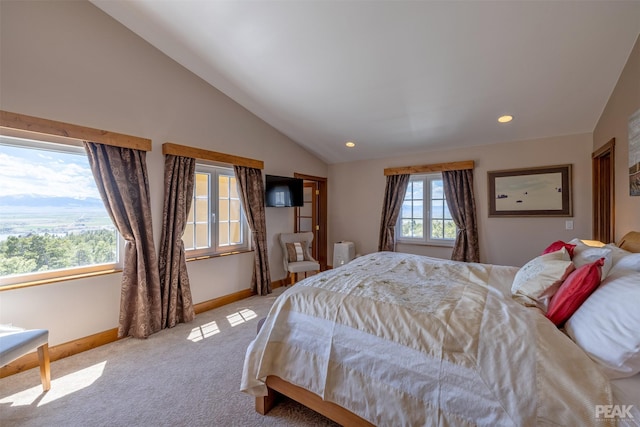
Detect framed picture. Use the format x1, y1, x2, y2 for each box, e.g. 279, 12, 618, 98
488, 164, 572, 217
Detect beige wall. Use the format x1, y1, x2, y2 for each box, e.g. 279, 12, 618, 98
329, 133, 593, 267
0, 0, 327, 345
593, 35, 640, 239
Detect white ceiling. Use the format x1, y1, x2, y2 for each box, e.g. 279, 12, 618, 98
91, 1, 640, 164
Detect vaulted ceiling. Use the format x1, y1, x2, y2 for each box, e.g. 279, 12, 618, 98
92, 1, 640, 164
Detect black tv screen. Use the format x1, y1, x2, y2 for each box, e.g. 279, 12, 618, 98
265, 175, 304, 207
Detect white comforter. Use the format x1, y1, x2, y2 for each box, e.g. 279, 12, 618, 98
241, 252, 613, 426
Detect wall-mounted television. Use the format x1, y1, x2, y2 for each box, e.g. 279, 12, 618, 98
265, 175, 304, 207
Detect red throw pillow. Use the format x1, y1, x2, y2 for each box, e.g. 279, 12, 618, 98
546, 258, 604, 326
542, 240, 577, 258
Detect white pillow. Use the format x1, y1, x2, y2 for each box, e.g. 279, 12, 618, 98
604, 243, 631, 265
570, 239, 613, 279
511, 248, 574, 312
565, 271, 640, 379
601, 243, 640, 275
610, 253, 640, 274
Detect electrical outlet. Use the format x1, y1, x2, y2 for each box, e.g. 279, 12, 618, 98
565, 220, 574, 230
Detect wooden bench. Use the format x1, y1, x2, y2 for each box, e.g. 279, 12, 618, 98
0, 326, 50, 391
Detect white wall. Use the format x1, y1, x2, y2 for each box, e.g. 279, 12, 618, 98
0, 0, 327, 346
329, 133, 593, 267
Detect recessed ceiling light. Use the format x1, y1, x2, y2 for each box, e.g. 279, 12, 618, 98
345, 141, 356, 148
498, 115, 513, 123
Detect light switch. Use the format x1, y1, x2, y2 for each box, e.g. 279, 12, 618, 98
565, 220, 574, 230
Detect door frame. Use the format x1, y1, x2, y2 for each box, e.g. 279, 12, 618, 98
295, 181, 319, 258
294, 173, 328, 270
592, 138, 615, 243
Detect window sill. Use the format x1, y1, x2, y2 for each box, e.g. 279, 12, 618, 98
1, 250, 256, 291
397, 241, 455, 248
186, 249, 254, 262
0, 269, 123, 292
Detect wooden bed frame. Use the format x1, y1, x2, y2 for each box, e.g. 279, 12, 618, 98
618, 231, 640, 253
256, 375, 374, 427
256, 231, 640, 426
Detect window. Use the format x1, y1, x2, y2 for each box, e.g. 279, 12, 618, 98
397, 173, 457, 245
182, 164, 248, 257
0, 136, 122, 286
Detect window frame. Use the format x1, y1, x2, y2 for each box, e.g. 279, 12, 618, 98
0, 136, 124, 287
183, 163, 249, 258
396, 173, 457, 247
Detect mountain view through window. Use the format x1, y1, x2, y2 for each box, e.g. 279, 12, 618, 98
0, 136, 119, 285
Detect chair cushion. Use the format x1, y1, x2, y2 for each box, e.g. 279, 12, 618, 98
285, 241, 312, 262
287, 260, 320, 273
0, 328, 49, 366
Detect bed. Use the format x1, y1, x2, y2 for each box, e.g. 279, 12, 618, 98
241, 232, 640, 426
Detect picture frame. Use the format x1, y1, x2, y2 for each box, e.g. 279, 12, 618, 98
629, 108, 640, 196
488, 164, 572, 217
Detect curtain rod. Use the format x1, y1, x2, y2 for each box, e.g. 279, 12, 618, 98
0, 110, 151, 151
162, 142, 264, 170
384, 160, 474, 176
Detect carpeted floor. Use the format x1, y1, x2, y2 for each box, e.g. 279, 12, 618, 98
0, 287, 339, 427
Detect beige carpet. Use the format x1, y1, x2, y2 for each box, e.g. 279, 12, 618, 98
0, 287, 339, 427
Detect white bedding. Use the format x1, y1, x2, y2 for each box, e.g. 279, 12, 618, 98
241, 252, 614, 426
612, 374, 640, 426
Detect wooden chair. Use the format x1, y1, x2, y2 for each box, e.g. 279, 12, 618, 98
279, 232, 320, 285
0, 326, 51, 391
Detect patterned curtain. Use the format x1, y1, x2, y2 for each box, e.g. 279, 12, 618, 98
84, 142, 162, 338
234, 166, 271, 295
378, 174, 410, 252
442, 169, 480, 262
158, 155, 196, 329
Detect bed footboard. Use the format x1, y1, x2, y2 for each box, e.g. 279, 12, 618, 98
255, 375, 374, 427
